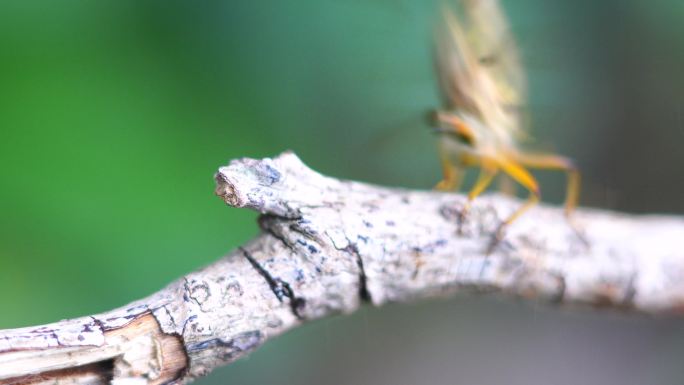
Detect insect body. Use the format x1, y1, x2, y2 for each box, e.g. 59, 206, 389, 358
432, 0, 581, 246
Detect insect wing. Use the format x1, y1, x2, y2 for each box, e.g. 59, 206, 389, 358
435, 0, 527, 138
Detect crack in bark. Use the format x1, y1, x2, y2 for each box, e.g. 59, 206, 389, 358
185, 331, 262, 363
259, 216, 323, 258
288, 222, 321, 243
160, 304, 178, 330
239, 247, 306, 320
259, 219, 297, 253
343, 242, 372, 303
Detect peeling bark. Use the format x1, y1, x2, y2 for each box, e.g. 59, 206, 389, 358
1, 151, 683, 384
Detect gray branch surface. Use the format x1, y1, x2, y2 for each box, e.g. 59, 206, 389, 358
1, 151, 683, 385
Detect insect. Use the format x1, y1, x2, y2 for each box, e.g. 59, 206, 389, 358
431, 0, 583, 248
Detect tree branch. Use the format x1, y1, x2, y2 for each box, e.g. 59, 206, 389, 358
1, 151, 683, 384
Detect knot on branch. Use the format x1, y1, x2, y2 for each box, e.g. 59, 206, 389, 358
214, 151, 331, 218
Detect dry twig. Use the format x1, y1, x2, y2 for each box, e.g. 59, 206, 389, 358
1, 152, 683, 384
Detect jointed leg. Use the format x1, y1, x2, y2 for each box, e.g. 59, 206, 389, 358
435, 153, 464, 191
488, 158, 540, 253
511, 152, 580, 217
458, 160, 498, 233
509, 152, 588, 246
468, 166, 498, 201
497, 159, 540, 224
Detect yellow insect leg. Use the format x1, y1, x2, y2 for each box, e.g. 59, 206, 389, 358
467, 163, 499, 201
513, 152, 588, 246
497, 158, 540, 225
457, 158, 499, 232
481, 158, 540, 253
435, 152, 464, 191
512, 153, 580, 217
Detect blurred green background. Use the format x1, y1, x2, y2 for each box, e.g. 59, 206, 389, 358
1, 1, 684, 384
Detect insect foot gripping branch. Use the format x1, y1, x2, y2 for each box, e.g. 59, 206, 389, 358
430, 0, 586, 251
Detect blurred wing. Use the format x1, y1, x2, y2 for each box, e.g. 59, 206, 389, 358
464, 0, 526, 109
434, 8, 482, 115
435, 0, 527, 136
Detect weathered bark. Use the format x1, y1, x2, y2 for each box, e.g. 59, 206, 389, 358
1, 151, 683, 384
